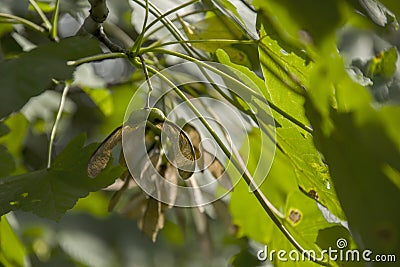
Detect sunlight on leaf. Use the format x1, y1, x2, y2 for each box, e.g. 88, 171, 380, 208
82, 87, 114, 117
179, 12, 258, 69
0, 214, 29, 267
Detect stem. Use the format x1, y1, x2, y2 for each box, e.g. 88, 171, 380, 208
134, 0, 150, 55
143, 8, 215, 41
130, 0, 205, 59
0, 13, 46, 33
50, 0, 60, 41
67, 52, 127, 66
104, 22, 135, 48
141, 39, 256, 52
29, 0, 52, 30
140, 63, 328, 266
138, 55, 154, 108
147, 48, 313, 133
94, 26, 126, 53
48, 82, 70, 168
144, 0, 199, 32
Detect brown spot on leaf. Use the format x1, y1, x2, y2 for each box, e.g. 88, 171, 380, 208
288, 209, 302, 225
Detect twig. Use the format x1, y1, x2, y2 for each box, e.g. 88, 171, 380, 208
138, 55, 154, 108
47, 82, 70, 168
94, 26, 126, 53
29, 0, 52, 30
67, 52, 127, 66
0, 13, 45, 33
78, 0, 125, 53
50, 0, 60, 41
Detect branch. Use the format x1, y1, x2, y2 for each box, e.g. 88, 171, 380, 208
78, 0, 125, 53
94, 26, 126, 53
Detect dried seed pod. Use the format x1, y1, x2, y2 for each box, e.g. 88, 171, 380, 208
183, 124, 232, 189
149, 119, 196, 180
87, 126, 123, 178
108, 171, 131, 212
139, 197, 166, 242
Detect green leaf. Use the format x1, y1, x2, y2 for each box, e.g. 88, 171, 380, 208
0, 36, 102, 118
230, 246, 260, 267
0, 135, 124, 220
276, 126, 345, 220
367, 47, 398, 78
230, 129, 346, 267
0, 24, 13, 38
218, 46, 343, 219
161, 220, 184, 246
82, 87, 114, 117
215, 49, 276, 130
0, 145, 15, 178
380, 0, 400, 20
316, 225, 362, 267
0, 215, 29, 267
305, 53, 400, 258
179, 12, 259, 69
256, 24, 344, 219
0, 122, 9, 137
258, 24, 311, 127
252, 0, 345, 46
0, 113, 29, 174
28, 1, 55, 13
230, 129, 294, 244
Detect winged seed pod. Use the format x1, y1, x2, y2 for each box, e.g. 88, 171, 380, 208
182, 124, 233, 190
87, 126, 123, 178
138, 197, 167, 242
147, 110, 196, 180
88, 108, 196, 180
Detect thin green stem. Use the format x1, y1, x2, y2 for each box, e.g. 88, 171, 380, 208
141, 39, 256, 52
143, 8, 215, 41
147, 48, 313, 133
48, 82, 70, 168
144, 0, 199, 32
50, 0, 60, 41
67, 52, 127, 66
0, 13, 46, 33
134, 0, 150, 55
130, 0, 205, 59
139, 63, 328, 266
138, 55, 154, 108
29, 0, 52, 30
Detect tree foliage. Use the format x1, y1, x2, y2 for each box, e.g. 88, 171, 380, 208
0, 0, 399, 266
